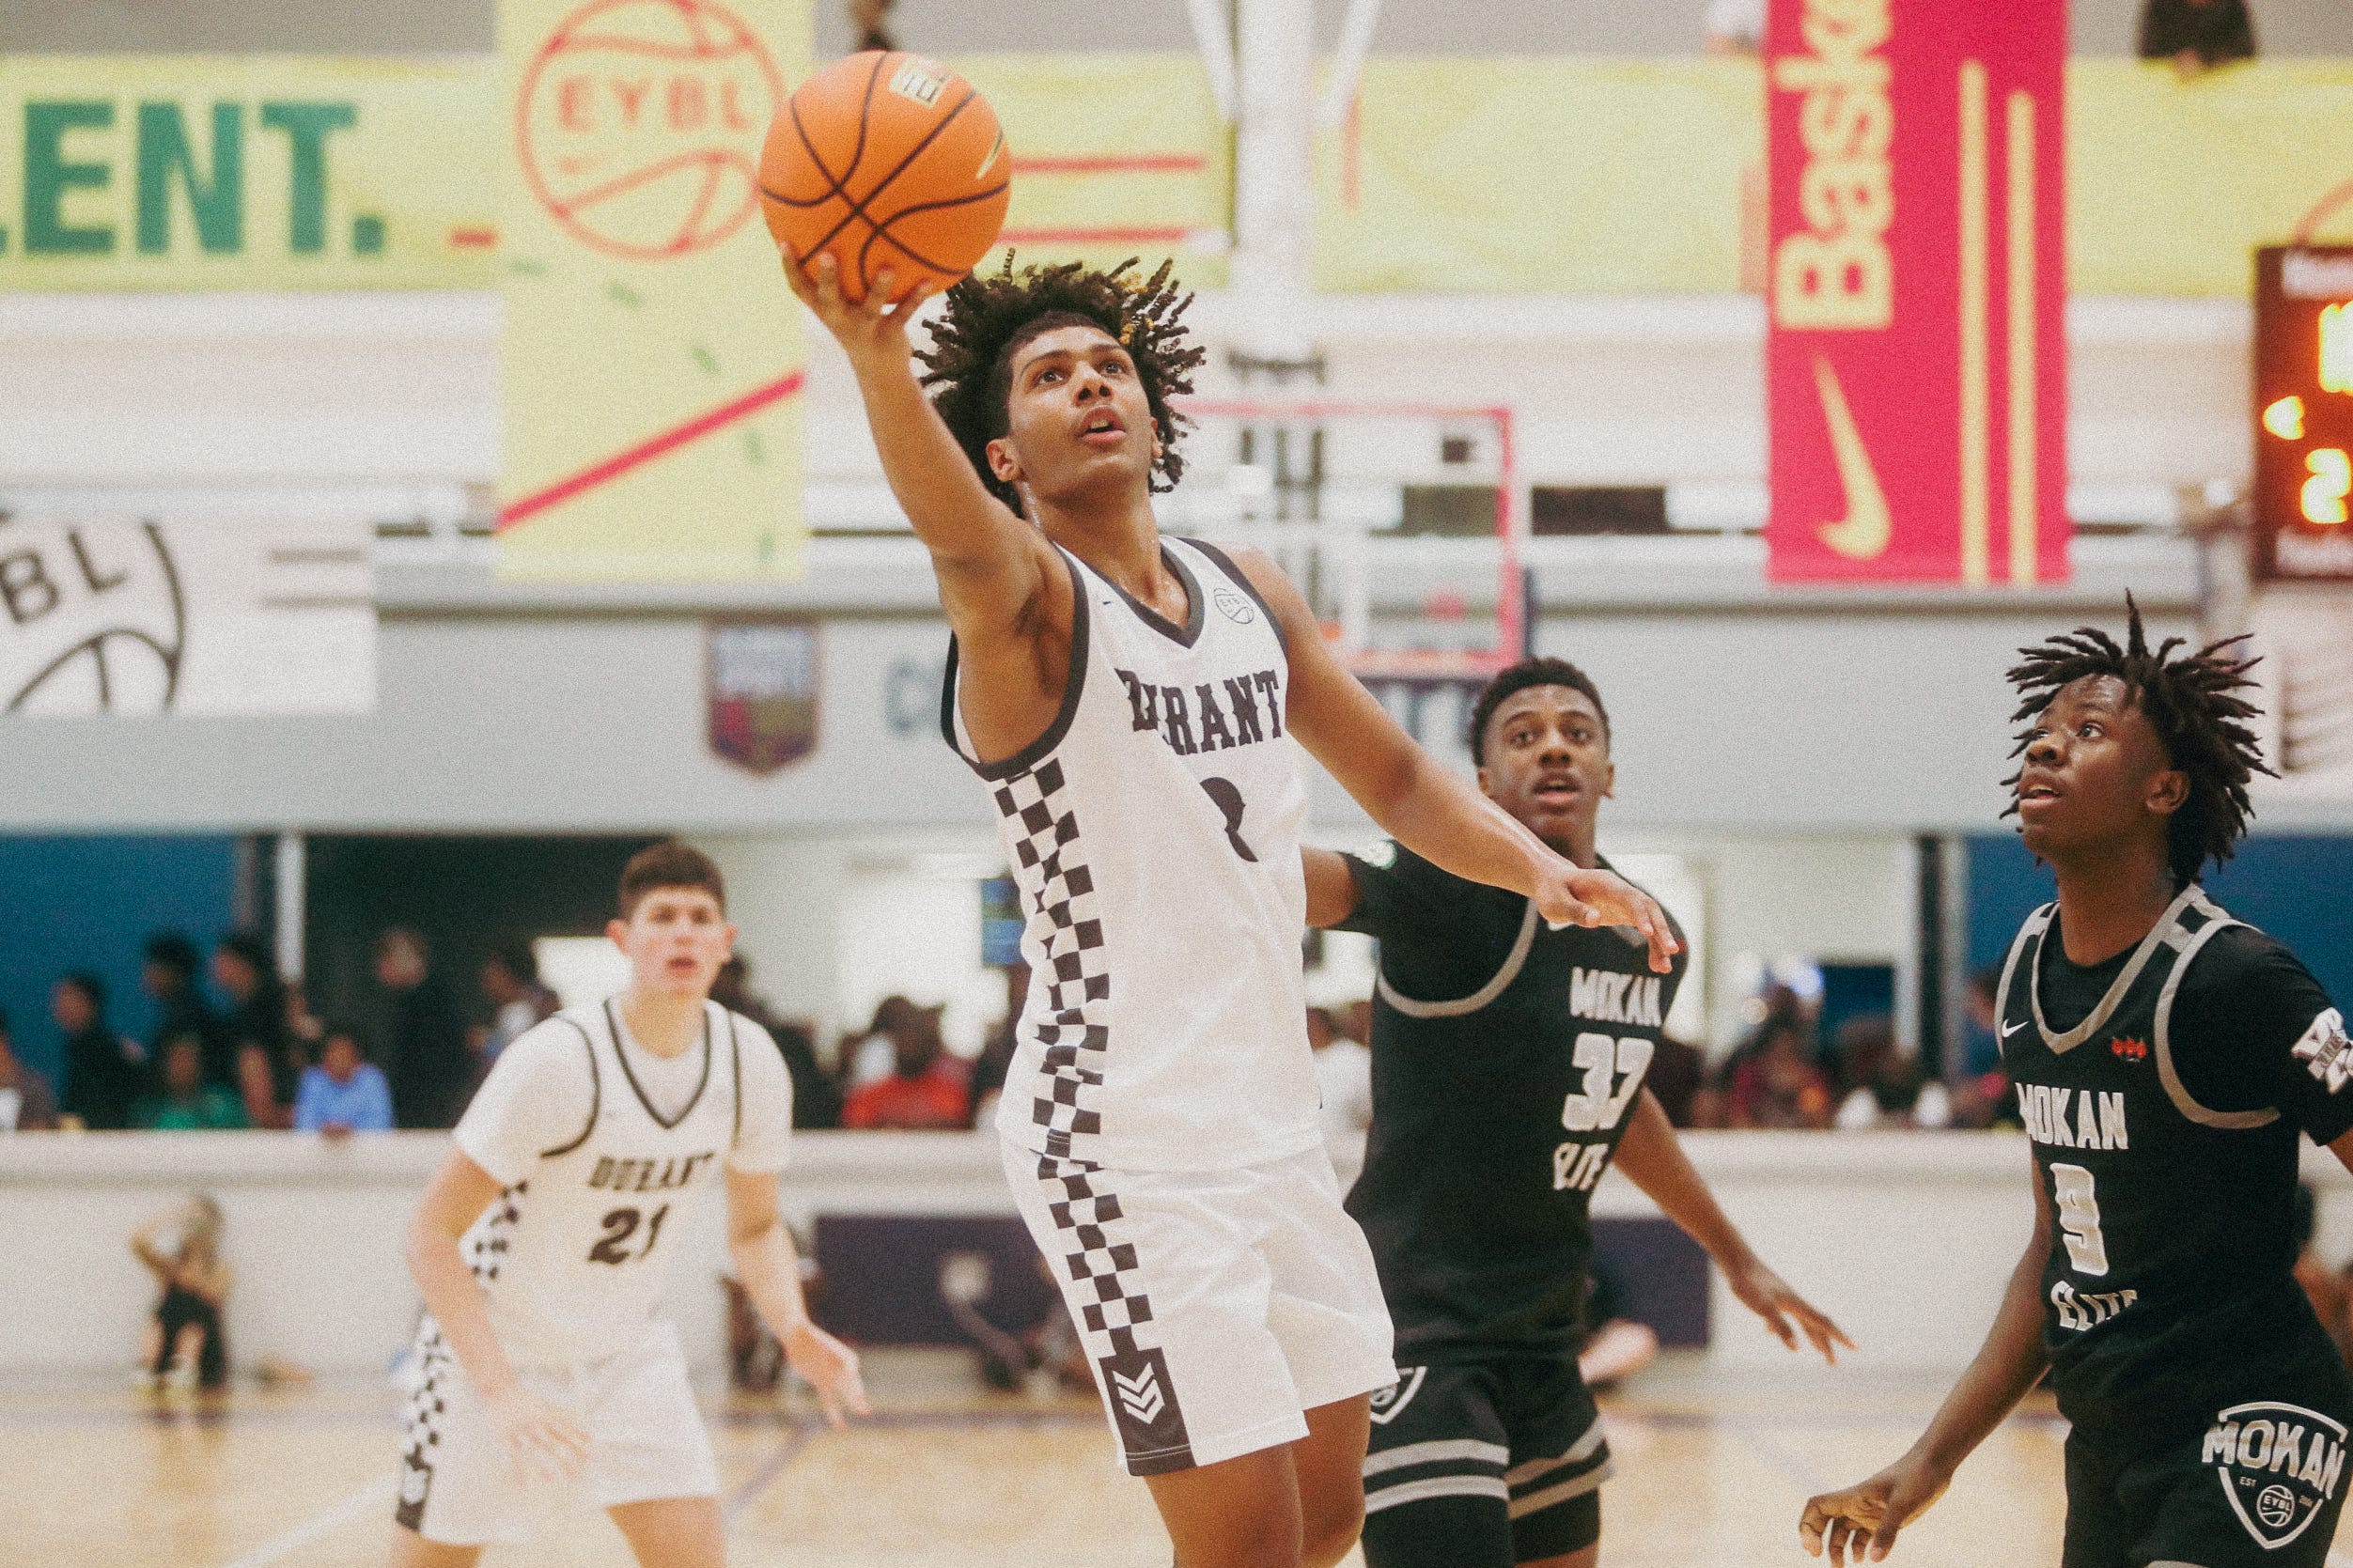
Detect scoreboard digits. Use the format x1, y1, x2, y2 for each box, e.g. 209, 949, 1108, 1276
2255, 245, 2353, 579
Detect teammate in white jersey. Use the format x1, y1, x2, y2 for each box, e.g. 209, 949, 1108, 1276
782, 250, 1674, 1568
390, 842, 867, 1567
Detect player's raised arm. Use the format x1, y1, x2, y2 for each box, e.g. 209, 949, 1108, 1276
780, 252, 1057, 643
1229, 548, 1676, 971
1799, 1155, 2055, 1563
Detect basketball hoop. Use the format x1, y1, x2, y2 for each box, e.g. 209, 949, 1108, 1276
1170, 397, 1526, 690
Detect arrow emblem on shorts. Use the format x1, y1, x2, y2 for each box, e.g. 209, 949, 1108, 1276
1813, 356, 1892, 560
1113, 1365, 1165, 1423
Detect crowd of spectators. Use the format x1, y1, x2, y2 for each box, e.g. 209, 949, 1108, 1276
10, 924, 2033, 1141
6, 926, 567, 1136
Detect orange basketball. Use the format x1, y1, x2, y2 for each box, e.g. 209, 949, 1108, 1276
760, 52, 1011, 303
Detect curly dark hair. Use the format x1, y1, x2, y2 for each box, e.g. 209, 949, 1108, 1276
2002, 596, 2272, 885
1468, 657, 1610, 765
917, 256, 1205, 513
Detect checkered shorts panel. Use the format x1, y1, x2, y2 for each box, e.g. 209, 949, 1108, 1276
1034, 1154, 1155, 1355
395, 1325, 454, 1530
1032, 1152, 1194, 1474
991, 759, 1113, 1161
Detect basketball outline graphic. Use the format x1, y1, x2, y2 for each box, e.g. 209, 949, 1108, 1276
516, 0, 787, 261
2, 520, 187, 715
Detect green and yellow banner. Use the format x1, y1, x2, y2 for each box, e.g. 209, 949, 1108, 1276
0, 54, 494, 291
493, 0, 810, 582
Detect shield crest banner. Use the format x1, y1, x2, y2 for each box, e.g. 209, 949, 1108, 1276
707, 614, 818, 774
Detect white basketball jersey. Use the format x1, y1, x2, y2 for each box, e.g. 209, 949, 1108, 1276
947, 536, 1320, 1172
440, 1001, 748, 1367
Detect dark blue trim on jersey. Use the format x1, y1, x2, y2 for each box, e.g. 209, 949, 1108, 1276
939, 547, 1093, 783
1186, 537, 1287, 656
538, 1016, 600, 1157
1102, 542, 1207, 648
604, 998, 712, 1131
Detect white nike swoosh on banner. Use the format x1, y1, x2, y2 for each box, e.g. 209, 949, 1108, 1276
1813, 356, 1892, 560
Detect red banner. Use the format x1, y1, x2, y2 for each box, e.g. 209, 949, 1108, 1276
1766, 0, 2068, 583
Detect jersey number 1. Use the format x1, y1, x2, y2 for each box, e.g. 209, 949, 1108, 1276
1200, 777, 1256, 862
2049, 1163, 2110, 1277
588, 1203, 670, 1265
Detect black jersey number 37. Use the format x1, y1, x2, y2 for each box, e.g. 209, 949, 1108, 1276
1200, 778, 1257, 862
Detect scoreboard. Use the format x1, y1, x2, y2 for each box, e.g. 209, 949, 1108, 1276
2255, 244, 2353, 581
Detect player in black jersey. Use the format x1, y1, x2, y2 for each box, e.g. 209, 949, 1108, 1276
1305, 657, 1851, 1568
1801, 603, 2353, 1568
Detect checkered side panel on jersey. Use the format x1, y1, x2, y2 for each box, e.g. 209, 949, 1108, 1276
992, 759, 1112, 1160
460, 1181, 526, 1283
394, 1327, 453, 1530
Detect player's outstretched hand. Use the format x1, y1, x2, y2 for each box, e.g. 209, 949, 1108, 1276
1533, 862, 1680, 973
777, 248, 933, 366
487, 1386, 590, 1485
783, 1320, 872, 1429
1726, 1256, 1855, 1364
1799, 1455, 1950, 1564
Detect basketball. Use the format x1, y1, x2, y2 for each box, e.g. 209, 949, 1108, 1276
760, 51, 1012, 303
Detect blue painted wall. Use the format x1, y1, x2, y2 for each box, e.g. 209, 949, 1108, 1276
0, 836, 242, 1088
1965, 831, 2353, 1022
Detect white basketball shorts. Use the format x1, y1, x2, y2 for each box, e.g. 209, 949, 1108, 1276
1003, 1136, 1397, 1475
395, 1318, 719, 1545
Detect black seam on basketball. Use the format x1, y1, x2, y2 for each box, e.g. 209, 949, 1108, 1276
777, 54, 892, 254
855, 181, 1010, 278
798, 85, 979, 282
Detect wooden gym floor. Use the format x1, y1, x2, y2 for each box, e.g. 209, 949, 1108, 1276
0, 1351, 2310, 1568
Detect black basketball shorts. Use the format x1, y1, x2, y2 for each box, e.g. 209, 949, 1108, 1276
2063, 1377, 2353, 1568
1358, 1356, 1611, 1568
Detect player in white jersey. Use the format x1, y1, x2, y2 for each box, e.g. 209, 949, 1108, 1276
390, 842, 867, 1567
782, 250, 1675, 1568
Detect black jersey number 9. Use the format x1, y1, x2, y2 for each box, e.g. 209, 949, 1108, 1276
587, 1203, 671, 1265
1200, 777, 1258, 862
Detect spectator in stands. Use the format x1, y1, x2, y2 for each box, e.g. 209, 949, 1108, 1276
713, 955, 841, 1129
135, 1034, 249, 1130
376, 927, 473, 1130
477, 939, 557, 1065
293, 1021, 394, 1137
132, 1197, 231, 1392
1704, 0, 1763, 55
215, 933, 298, 1130
1723, 1017, 1833, 1129
1309, 1003, 1373, 1180
849, 0, 896, 53
840, 1001, 970, 1128
282, 978, 326, 1060
2141, 0, 2256, 77
1829, 1014, 1953, 1130
968, 961, 1030, 1128
841, 993, 920, 1092
0, 1006, 60, 1131
55, 971, 146, 1131
143, 932, 228, 1089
